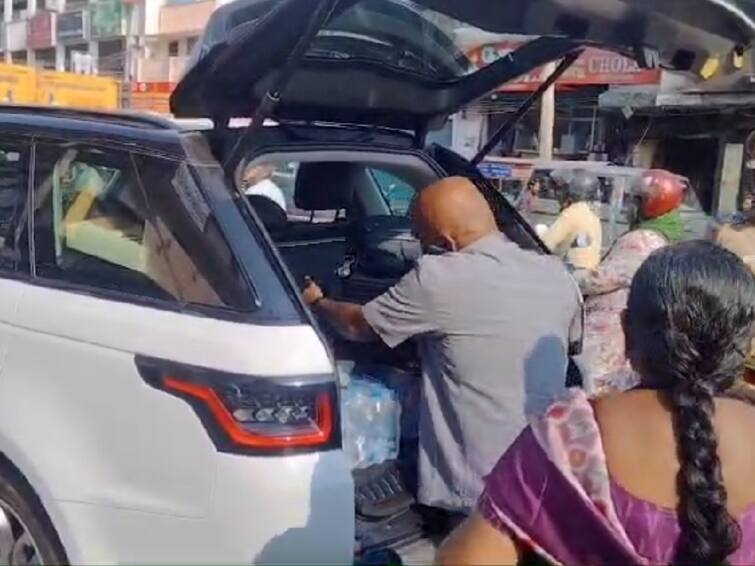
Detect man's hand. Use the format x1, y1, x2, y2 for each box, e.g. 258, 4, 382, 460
302, 276, 325, 307
301, 276, 377, 343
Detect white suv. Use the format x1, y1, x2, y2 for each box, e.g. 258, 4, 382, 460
0, 0, 744, 563
0, 110, 353, 564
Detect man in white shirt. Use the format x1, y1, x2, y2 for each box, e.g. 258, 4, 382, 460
243, 164, 286, 212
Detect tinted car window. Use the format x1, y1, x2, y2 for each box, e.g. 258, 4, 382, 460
0, 140, 29, 273
32, 142, 254, 312
369, 168, 416, 216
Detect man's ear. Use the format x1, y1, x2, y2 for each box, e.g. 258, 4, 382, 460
441, 233, 457, 252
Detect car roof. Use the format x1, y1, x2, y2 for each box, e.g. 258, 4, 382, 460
0, 105, 184, 156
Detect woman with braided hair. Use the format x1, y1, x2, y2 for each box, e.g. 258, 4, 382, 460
439, 241, 755, 566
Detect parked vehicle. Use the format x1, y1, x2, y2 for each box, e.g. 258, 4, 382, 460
0, 0, 745, 563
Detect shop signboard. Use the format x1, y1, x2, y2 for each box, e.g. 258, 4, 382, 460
478, 161, 513, 179
91, 0, 125, 38
28, 11, 55, 50
57, 10, 88, 43
468, 41, 662, 92
36, 70, 118, 110
0, 64, 35, 104
0, 63, 118, 109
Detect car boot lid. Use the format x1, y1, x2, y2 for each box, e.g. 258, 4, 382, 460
171, 0, 755, 133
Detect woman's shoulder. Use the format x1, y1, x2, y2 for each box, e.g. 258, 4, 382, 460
597, 390, 755, 511
594, 390, 672, 445
716, 395, 755, 432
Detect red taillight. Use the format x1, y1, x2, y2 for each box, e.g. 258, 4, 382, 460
163, 377, 334, 450
138, 357, 340, 455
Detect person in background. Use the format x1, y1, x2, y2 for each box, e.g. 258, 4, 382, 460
713, 205, 755, 384
715, 209, 755, 277
242, 163, 287, 212
516, 176, 541, 221
439, 241, 755, 566
541, 169, 602, 272
302, 177, 579, 516
744, 192, 754, 213
577, 169, 685, 396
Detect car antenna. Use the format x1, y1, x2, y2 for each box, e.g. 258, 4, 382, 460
223, 0, 343, 170
471, 49, 582, 167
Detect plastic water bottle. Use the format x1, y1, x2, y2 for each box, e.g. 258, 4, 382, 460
341, 373, 402, 469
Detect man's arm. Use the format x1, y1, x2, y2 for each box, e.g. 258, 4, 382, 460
303, 265, 437, 348
302, 278, 377, 343
312, 298, 378, 343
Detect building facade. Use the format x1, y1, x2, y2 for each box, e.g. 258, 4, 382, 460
450, 32, 663, 161
599, 53, 755, 216
0, 0, 219, 105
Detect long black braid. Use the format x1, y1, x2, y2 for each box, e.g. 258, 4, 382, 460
626, 241, 755, 565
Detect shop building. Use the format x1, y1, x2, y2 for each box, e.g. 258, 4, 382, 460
450, 35, 662, 161
90, 0, 126, 77
134, 0, 217, 111
1, 0, 131, 77
56, 8, 89, 72
28, 10, 55, 68
600, 59, 755, 216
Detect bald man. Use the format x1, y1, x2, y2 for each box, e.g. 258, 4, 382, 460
303, 177, 579, 513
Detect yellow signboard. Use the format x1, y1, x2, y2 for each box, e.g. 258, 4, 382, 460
36, 70, 119, 110
0, 64, 36, 104
0, 63, 120, 110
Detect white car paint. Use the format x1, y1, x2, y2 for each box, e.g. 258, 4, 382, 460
0, 277, 354, 564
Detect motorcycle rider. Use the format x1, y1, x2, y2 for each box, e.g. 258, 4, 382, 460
577, 169, 685, 396
541, 168, 603, 272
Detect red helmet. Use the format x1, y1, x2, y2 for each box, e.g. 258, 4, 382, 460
632, 169, 685, 219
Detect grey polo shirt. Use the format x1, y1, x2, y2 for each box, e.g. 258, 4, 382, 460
363, 233, 579, 512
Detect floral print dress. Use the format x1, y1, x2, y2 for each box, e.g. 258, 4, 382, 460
576, 230, 668, 396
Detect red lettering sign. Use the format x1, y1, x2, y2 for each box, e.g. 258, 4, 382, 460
467, 42, 661, 92
132, 81, 175, 94
28, 11, 54, 50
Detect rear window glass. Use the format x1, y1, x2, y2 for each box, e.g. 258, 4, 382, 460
193, 0, 563, 83
32, 143, 255, 312
312, 0, 469, 81
0, 142, 29, 272
369, 168, 416, 215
